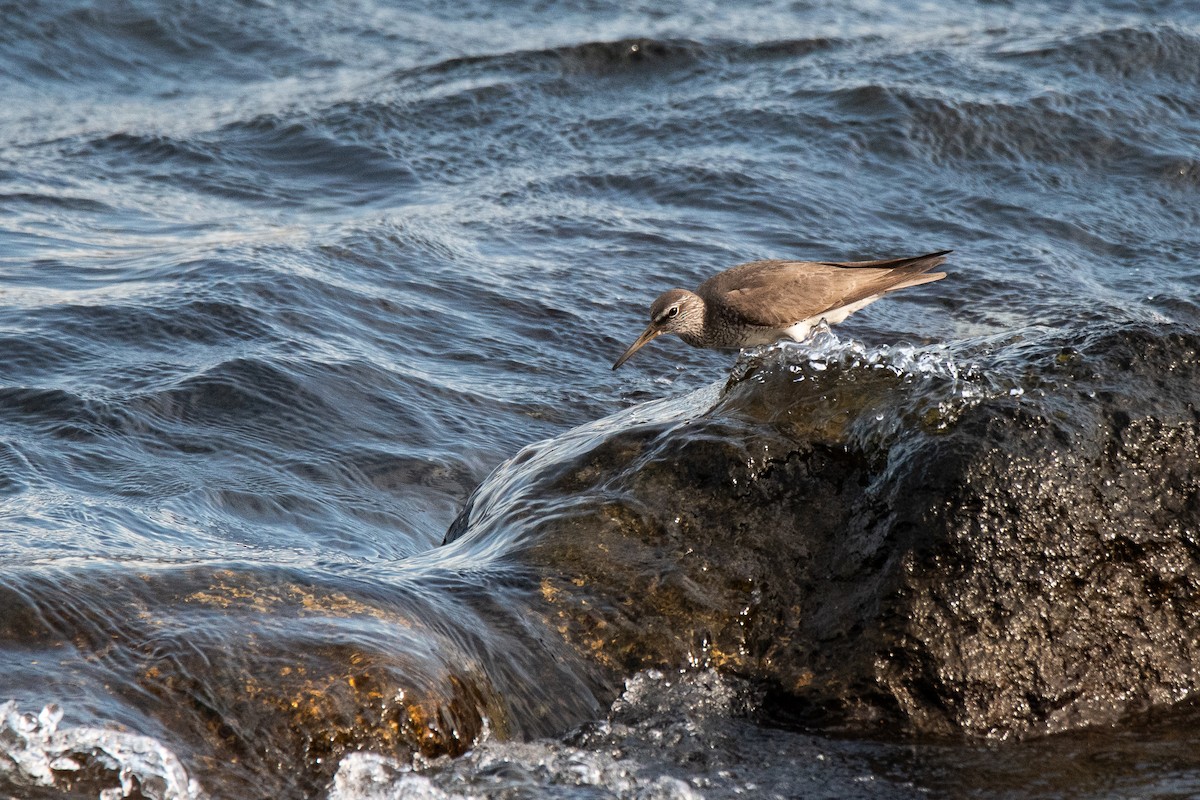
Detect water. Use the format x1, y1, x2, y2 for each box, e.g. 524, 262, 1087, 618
2, 0, 1200, 797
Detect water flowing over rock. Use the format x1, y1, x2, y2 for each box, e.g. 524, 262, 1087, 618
447, 321, 1200, 738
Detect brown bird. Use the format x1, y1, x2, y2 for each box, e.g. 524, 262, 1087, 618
612, 250, 950, 369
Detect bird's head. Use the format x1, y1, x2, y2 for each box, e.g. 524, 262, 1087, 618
612, 289, 705, 369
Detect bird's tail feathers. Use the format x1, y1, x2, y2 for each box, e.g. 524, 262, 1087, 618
885, 270, 947, 293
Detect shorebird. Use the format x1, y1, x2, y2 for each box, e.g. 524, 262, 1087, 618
612, 250, 949, 369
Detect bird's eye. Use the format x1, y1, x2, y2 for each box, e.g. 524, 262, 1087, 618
668, 306, 679, 318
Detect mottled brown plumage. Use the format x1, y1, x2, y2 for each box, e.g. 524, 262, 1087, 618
612, 250, 949, 369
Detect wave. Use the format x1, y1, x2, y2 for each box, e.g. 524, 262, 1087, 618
998, 23, 1200, 84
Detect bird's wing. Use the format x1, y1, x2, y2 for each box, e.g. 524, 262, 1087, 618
820, 250, 951, 270
704, 251, 949, 328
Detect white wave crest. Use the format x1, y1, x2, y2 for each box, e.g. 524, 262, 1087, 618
0, 701, 204, 800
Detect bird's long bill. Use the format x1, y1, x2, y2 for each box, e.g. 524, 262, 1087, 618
611, 324, 661, 370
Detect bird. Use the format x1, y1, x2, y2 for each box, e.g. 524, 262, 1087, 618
612, 250, 949, 370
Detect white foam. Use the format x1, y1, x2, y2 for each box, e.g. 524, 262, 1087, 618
770, 322, 970, 381
329, 753, 460, 800
743, 323, 1012, 404
326, 671, 730, 800
0, 701, 204, 800
329, 747, 705, 800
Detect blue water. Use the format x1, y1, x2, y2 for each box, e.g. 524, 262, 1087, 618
2, 1, 1199, 798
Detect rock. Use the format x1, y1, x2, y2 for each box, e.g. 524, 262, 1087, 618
448, 323, 1200, 737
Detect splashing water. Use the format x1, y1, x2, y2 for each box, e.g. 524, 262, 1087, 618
726, 323, 1025, 441
757, 321, 989, 387
327, 671, 740, 800
0, 702, 204, 800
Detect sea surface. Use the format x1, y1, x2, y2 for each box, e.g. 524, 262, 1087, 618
2, 0, 1199, 798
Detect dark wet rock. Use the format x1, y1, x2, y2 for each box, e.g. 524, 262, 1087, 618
447, 322, 1200, 738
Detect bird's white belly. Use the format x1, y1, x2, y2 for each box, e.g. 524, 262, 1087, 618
782, 294, 883, 341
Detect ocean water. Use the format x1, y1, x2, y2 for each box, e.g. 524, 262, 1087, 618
2, 0, 1199, 798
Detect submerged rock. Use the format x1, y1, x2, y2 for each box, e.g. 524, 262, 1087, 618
447, 322, 1200, 738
